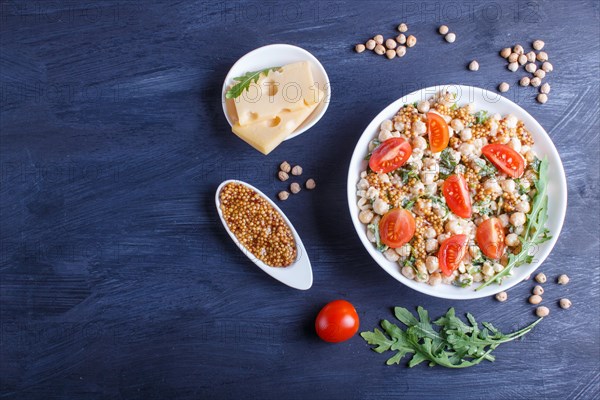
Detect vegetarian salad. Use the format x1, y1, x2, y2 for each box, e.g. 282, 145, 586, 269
356, 91, 551, 289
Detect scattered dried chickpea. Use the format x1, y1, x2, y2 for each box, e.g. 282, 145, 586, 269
541, 61, 553, 72
398, 23, 408, 32
385, 38, 397, 50
525, 63, 537, 73
355, 44, 366, 53
532, 39, 545, 50
374, 34, 384, 45
396, 34, 406, 44
529, 294, 543, 305
445, 32, 456, 43
536, 306, 550, 317
396, 46, 406, 57
291, 165, 303, 176
406, 35, 417, 47
305, 178, 316, 190
518, 54, 528, 65
278, 191, 289, 201
290, 182, 301, 194
468, 60, 479, 71
278, 171, 289, 181
530, 77, 542, 87
520, 76, 531, 86
513, 44, 524, 54
537, 93, 548, 104
500, 47, 511, 58
374, 44, 385, 55
557, 274, 570, 285
540, 83, 550, 94
280, 161, 291, 173
365, 39, 376, 50
535, 272, 547, 284
439, 25, 449, 35
533, 285, 544, 296
526, 51, 536, 63
507, 62, 519, 72
386, 49, 396, 59
495, 291, 508, 302
498, 82, 510, 92
536, 51, 548, 62
559, 298, 572, 309
534, 69, 546, 79
508, 53, 519, 63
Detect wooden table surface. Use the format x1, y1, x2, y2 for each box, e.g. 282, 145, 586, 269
1, 1, 599, 399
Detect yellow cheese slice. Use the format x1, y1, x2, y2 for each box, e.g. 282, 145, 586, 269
233, 62, 324, 127
232, 92, 322, 155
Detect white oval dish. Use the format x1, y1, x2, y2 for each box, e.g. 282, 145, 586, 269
347, 84, 567, 300
215, 179, 313, 290
221, 44, 331, 140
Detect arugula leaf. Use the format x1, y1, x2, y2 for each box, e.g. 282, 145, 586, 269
450, 103, 459, 111
362, 307, 542, 369
397, 164, 419, 184
439, 148, 457, 179
530, 156, 542, 173
225, 66, 281, 99
474, 110, 490, 125
476, 157, 552, 290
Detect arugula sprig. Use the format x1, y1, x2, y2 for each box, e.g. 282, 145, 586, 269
361, 307, 542, 368
476, 157, 552, 290
438, 148, 457, 179
225, 66, 281, 99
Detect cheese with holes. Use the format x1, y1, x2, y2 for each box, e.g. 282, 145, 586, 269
233, 62, 323, 126
231, 96, 321, 155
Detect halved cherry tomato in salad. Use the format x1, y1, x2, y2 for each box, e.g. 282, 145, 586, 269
442, 174, 472, 218
379, 208, 416, 248
426, 112, 449, 153
369, 137, 412, 174
481, 144, 525, 178
438, 234, 468, 276
476, 217, 506, 259
315, 300, 360, 343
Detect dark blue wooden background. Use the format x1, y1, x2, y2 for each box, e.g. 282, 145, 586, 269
1, 1, 599, 399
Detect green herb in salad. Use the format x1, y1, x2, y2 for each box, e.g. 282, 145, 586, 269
397, 164, 419, 184
474, 158, 497, 177
474, 110, 490, 125
476, 157, 552, 290
361, 306, 542, 369
438, 148, 457, 179
225, 67, 281, 99
368, 222, 388, 252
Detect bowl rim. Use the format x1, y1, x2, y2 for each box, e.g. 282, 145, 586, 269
221, 43, 331, 140
346, 84, 567, 300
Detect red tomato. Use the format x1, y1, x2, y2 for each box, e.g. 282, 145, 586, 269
442, 174, 472, 218
476, 217, 506, 259
438, 235, 469, 276
482, 144, 525, 178
379, 208, 416, 248
368, 138, 412, 174
315, 300, 360, 343
427, 112, 449, 153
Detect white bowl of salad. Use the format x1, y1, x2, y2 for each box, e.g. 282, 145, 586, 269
347, 85, 567, 300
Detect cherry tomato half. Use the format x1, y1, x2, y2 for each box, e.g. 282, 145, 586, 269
315, 300, 360, 343
368, 137, 412, 174
438, 234, 469, 276
379, 208, 416, 249
476, 217, 506, 259
427, 112, 450, 153
442, 174, 472, 218
481, 144, 525, 178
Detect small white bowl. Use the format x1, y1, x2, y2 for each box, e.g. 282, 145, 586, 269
221, 44, 330, 140
215, 179, 313, 290
347, 85, 567, 300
